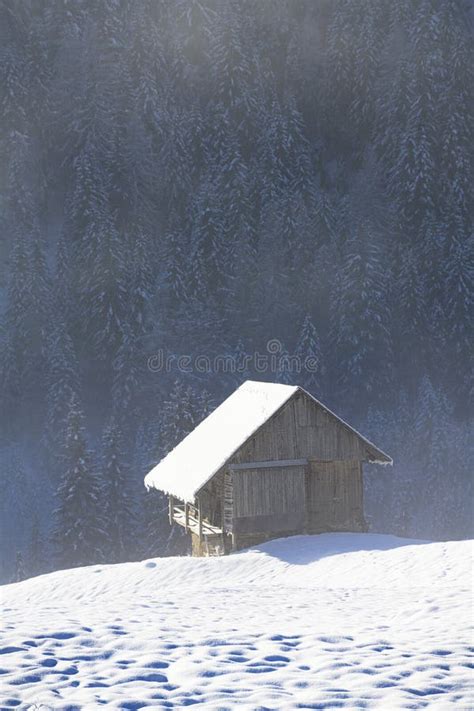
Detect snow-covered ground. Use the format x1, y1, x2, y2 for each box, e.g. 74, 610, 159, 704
1, 534, 473, 710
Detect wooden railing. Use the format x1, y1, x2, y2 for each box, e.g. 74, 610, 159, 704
169, 497, 222, 538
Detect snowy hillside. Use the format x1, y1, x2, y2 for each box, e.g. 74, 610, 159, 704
1, 534, 473, 710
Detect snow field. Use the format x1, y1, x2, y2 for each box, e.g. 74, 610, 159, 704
1, 533, 473, 709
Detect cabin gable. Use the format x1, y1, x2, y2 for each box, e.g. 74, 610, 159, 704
229, 389, 376, 465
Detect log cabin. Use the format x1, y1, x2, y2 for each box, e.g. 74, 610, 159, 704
144, 380, 392, 556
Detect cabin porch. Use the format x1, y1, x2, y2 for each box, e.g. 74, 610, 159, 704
169, 497, 227, 556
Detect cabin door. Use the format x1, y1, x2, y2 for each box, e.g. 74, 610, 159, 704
306, 461, 360, 531
232, 465, 307, 535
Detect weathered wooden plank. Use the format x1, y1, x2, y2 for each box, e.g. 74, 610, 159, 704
223, 469, 233, 532
229, 458, 308, 471
233, 512, 303, 535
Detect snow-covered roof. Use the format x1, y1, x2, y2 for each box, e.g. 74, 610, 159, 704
144, 380, 392, 503
144, 381, 298, 503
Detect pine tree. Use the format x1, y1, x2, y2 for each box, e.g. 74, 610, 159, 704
136, 422, 174, 559
54, 232, 76, 329
128, 227, 155, 340
1, 236, 30, 426
189, 170, 225, 302
256, 95, 313, 205
412, 376, 452, 537
127, 0, 164, 131
22, 234, 52, 430
112, 324, 141, 421
1, 228, 53, 433
53, 394, 106, 570
101, 417, 135, 563
437, 0, 473, 231
442, 231, 474, 409
158, 104, 197, 213
0, 33, 29, 141
159, 380, 214, 456
53, 6, 122, 167
226, 175, 260, 335
396, 243, 432, 393
255, 196, 298, 342
190, 119, 247, 302
3, 237, 30, 405
362, 404, 393, 533
349, 0, 384, 147
79, 209, 128, 363
329, 177, 394, 414
0, 444, 36, 577
196, 388, 215, 421
67, 140, 109, 248
43, 320, 81, 481
275, 343, 297, 386
449, 418, 474, 539
231, 338, 252, 386
312, 187, 337, 247
375, 55, 413, 196
163, 210, 189, 309
294, 315, 324, 396
207, 0, 254, 121
324, 0, 358, 147
12, 551, 25, 583
29, 512, 43, 578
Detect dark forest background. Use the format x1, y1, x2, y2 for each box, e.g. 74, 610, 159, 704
0, 0, 473, 583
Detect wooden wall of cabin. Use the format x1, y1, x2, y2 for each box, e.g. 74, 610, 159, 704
232, 391, 371, 464
306, 460, 366, 533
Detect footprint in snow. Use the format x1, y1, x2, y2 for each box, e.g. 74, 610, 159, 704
246, 666, 277, 673
264, 655, 290, 663
144, 660, 169, 669
119, 672, 168, 683
36, 631, 77, 640
9, 673, 43, 685
40, 657, 58, 667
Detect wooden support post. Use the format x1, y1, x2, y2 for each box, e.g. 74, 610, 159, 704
184, 502, 189, 533
169, 495, 174, 525
303, 462, 309, 534
198, 498, 203, 540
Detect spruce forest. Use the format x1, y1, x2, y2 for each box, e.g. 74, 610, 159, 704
0, 0, 472, 583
